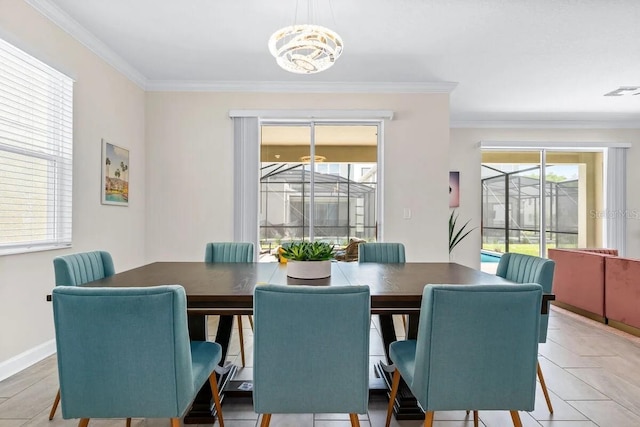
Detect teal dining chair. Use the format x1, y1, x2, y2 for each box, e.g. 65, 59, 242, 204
49, 250, 116, 420
358, 242, 407, 331
52, 285, 224, 427
253, 284, 370, 427
204, 242, 254, 367
358, 242, 406, 263
385, 284, 542, 427
497, 252, 556, 414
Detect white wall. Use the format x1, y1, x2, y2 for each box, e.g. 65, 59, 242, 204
145, 92, 451, 263
0, 1, 146, 373
450, 128, 640, 268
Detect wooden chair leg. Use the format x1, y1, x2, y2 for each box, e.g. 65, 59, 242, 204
248, 315, 254, 331
402, 315, 407, 333
537, 362, 554, 413
349, 413, 360, 427
509, 411, 522, 427
49, 389, 61, 420
209, 373, 225, 427
126, 418, 131, 427
424, 411, 434, 427
170, 418, 180, 427
385, 369, 401, 427
236, 315, 246, 367
259, 414, 271, 427
473, 410, 478, 427
78, 419, 90, 427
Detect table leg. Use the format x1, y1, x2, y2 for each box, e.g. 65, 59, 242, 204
184, 314, 236, 424
376, 314, 424, 420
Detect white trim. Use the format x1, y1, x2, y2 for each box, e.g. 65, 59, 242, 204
452, 120, 640, 129
25, 0, 147, 89
147, 80, 457, 94
230, 109, 394, 120
480, 140, 632, 149
0, 339, 56, 382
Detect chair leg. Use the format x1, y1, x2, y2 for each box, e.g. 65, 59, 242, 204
424, 411, 434, 427
126, 418, 131, 427
170, 418, 180, 427
537, 362, 554, 413
48, 389, 61, 420
402, 315, 407, 333
259, 414, 271, 427
248, 315, 254, 331
78, 419, 90, 427
509, 411, 522, 427
236, 315, 246, 367
209, 373, 225, 427
473, 410, 478, 427
385, 369, 401, 427
349, 413, 360, 427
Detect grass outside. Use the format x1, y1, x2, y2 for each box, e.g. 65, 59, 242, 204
482, 243, 558, 257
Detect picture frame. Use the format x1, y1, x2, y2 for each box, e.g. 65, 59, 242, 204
101, 139, 129, 206
449, 171, 460, 208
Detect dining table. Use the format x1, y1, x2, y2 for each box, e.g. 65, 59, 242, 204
47, 261, 554, 423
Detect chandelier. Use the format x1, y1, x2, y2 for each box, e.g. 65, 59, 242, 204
268, 2, 343, 74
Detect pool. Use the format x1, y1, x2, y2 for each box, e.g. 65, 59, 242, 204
481, 250, 502, 263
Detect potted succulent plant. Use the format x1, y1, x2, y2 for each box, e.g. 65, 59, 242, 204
280, 241, 335, 279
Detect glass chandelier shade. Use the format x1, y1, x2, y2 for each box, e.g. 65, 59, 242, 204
268, 24, 343, 74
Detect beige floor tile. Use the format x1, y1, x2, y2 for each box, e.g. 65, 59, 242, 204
478, 410, 541, 427
565, 367, 640, 416
0, 420, 29, 427
537, 358, 609, 401
258, 413, 312, 426
530, 386, 589, 421
538, 341, 602, 369
0, 357, 58, 398
537, 422, 598, 427
568, 400, 640, 427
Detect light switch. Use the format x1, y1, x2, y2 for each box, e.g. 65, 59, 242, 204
403, 208, 411, 219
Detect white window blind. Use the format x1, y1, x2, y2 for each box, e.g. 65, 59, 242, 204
0, 38, 73, 255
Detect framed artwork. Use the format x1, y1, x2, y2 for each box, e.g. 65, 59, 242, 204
101, 139, 129, 206
449, 171, 460, 208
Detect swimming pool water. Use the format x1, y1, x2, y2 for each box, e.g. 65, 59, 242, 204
480, 251, 502, 263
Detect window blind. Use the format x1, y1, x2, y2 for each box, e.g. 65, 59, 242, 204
0, 38, 73, 255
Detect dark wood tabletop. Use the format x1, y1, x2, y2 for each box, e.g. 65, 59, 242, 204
65, 261, 554, 314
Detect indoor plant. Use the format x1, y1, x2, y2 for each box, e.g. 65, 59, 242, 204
449, 210, 476, 254
280, 241, 335, 279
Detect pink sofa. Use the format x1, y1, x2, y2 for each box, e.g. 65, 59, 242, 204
605, 257, 640, 331
548, 248, 618, 321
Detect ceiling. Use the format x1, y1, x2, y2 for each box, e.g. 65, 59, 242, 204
28, 0, 640, 125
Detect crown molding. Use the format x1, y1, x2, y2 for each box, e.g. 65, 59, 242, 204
451, 119, 640, 129
25, 0, 147, 89
145, 80, 458, 94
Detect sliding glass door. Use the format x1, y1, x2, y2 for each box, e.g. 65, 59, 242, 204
481, 150, 604, 257
259, 122, 379, 260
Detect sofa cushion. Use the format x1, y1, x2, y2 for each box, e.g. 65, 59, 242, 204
548, 249, 614, 317
604, 257, 640, 329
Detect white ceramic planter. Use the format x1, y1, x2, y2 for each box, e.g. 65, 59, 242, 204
286, 260, 332, 279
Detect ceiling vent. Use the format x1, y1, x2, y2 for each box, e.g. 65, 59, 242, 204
604, 86, 640, 96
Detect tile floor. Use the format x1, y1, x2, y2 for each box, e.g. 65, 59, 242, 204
2, 306, 640, 427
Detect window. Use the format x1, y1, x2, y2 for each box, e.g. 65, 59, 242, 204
0, 38, 73, 255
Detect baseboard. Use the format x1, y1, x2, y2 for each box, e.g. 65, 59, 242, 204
607, 320, 640, 338
0, 339, 56, 382
551, 301, 606, 323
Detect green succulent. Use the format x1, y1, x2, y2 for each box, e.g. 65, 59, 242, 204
280, 241, 335, 261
